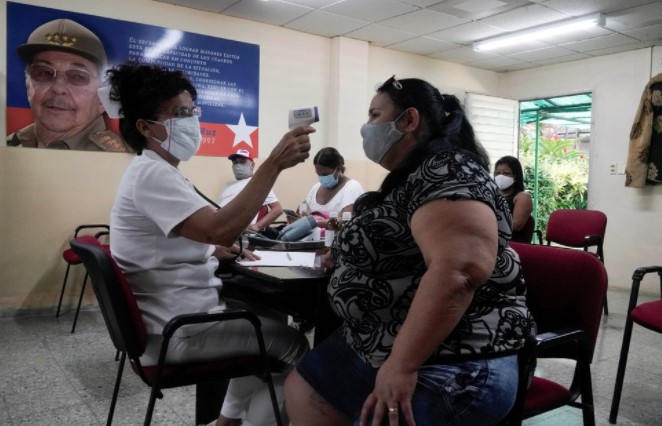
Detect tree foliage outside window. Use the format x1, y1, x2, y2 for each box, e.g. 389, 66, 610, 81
519, 132, 589, 234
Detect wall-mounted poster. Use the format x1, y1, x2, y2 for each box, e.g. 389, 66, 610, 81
5, 1, 260, 157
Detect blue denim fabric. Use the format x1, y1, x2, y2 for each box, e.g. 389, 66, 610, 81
296, 330, 518, 425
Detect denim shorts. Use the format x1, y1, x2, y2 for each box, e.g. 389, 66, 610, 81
295, 330, 518, 425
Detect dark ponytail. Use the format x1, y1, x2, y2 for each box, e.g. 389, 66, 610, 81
355, 78, 489, 212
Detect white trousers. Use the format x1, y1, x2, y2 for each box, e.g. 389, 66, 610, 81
142, 302, 309, 425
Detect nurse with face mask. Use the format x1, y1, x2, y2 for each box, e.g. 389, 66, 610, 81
285, 76, 535, 426
295, 147, 364, 229
104, 63, 313, 426
494, 155, 534, 242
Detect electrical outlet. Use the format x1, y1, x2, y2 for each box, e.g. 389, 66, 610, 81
609, 164, 617, 175
617, 163, 626, 175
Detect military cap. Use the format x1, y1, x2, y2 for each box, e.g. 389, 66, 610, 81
17, 19, 107, 68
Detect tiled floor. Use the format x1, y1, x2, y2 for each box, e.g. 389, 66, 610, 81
1, 288, 661, 425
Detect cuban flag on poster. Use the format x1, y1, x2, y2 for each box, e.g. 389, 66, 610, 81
6, 1, 260, 158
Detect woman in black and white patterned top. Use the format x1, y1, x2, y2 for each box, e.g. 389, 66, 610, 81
285, 76, 535, 426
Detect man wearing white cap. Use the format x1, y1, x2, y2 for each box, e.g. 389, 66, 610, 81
7, 18, 129, 151
218, 149, 284, 232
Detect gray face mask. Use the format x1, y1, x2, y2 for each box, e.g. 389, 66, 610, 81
360, 111, 405, 164
232, 163, 253, 180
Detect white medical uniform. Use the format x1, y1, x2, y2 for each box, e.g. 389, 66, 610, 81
110, 150, 308, 425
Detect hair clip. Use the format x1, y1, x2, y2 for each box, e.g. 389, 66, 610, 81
380, 75, 403, 90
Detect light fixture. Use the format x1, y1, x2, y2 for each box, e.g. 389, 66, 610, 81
473, 13, 605, 52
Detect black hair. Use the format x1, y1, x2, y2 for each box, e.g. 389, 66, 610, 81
495, 155, 526, 192
355, 77, 489, 212
313, 147, 346, 173
104, 62, 197, 154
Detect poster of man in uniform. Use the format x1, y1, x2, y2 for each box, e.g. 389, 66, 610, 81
5, 1, 260, 157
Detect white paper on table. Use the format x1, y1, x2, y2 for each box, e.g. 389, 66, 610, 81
238, 250, 316, 267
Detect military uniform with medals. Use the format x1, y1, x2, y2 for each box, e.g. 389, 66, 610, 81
7, 116, 130, 152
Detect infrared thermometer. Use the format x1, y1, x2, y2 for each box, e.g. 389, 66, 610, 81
288, 106, 319, 129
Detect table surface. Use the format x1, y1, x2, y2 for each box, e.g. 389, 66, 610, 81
230, 263, 330, 287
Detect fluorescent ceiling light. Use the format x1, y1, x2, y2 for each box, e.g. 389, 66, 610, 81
473, 13, 605, 52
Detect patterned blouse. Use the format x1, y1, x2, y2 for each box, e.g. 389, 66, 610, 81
330, 150, 535, 368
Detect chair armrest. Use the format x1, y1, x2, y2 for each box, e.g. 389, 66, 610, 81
161, 308, 261, 339
583, 234, 602, 249
94, 230, 110, 239
632, 266, 662, 281
624, 266, 662, 313
534, 328, 592, 363
533, 229, 543, 245
74, 224, 110, 237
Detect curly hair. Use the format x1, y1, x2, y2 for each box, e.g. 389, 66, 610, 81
355, 77, 489, 212
104, 62, 197, 154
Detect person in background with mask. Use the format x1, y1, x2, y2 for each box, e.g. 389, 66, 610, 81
284, 76, 535, 426
494, 155, 534, 243
297, 147, 364, 228
218, 148, 284, 233
105, 63, 313, 426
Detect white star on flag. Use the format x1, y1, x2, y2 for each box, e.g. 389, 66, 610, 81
227, 113, 258, 148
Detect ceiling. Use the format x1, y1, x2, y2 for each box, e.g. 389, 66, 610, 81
154, 0, 662, 72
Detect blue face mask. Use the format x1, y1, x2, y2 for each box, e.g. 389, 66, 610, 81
318, 171, 339, 188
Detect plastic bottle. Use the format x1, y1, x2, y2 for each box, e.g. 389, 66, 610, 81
341, 211, 352, 227
299, 201, 308, 216
324, 211, 341, 247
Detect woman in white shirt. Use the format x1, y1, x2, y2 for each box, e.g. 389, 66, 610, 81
105, 63, 313, 426
299, 147, 364, 228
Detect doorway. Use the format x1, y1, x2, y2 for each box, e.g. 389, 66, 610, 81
518, 93, 592, 233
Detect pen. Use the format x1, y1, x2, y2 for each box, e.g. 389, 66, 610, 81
286, 253, 293, 261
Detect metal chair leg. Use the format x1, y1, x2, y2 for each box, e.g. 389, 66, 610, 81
609, 314, 635, 423
71, 273, 89, 333
107, 351, 126, 426
56, 264, 73, 317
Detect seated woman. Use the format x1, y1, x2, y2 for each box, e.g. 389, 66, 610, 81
494, 155, 534, 243
284, 76, 535, 425
278, 148, 364, 241
299, 147, 364, 227
105, 63, 313, 426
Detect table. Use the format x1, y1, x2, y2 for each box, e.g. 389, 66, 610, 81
222, 262, 339, 345
196, 258, 340, 425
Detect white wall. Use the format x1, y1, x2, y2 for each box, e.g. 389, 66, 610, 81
0, 0, 504, 315
499, 48, 662, 291
5, 0, 652, 314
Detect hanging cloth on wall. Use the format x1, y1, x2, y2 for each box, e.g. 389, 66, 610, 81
625, 73, 662, 187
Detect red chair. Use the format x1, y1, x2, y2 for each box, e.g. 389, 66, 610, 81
56, 224, 110, 333
609, 266, 662, 423
535, 209, 608, 315
69, 237, 284, 426
502, 242, 608, 426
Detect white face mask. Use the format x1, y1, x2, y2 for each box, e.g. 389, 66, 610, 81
150, 115, 202, 161
232, 163, 253, 180
360, 111, 405, 164
495, 174, 515, 190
